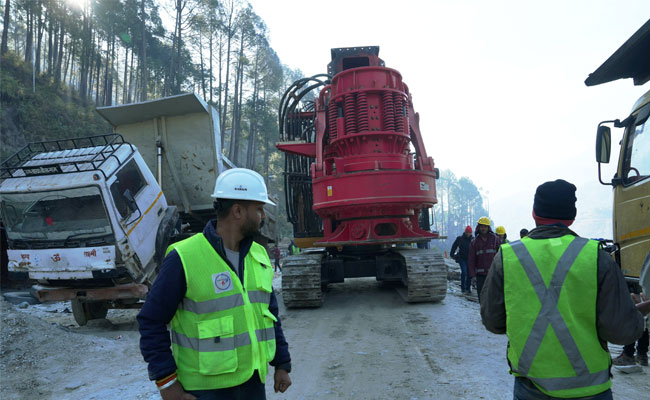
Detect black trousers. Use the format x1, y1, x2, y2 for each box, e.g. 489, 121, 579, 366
623, 328, 649, 356
187, 373, 265, 400
476, 274, 487, 303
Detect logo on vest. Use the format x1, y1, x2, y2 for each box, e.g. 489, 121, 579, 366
212, 271, 233, 294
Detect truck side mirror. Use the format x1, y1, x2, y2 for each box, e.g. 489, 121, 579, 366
596, 125, 611, 164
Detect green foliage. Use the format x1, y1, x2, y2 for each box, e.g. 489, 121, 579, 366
0, 52, 111, 161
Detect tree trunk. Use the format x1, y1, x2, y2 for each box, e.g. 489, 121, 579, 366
52, 22, 58, 75
1, 0, 10, 55
174, 0, 183, 94
209, 30, 213, 104
113, 37, 119, 104
79, 4, 91, 101
122, 46, 128, 103
221, 2, 235, 140
127, 47, 134, 103
199, 31, 206, 100
139, 0, 147, 101
247, 47, 260, 168
54, 19, 65, 84
47, 19, 53, 73
218, 33, 224, 144
87, 29, 96, 101
230, 30, 245, 164
262, 88, 270, 176
95, 52, 101, 105
24, 6, 33, 63
63, 40, 73, 85
35, 3, 44, 74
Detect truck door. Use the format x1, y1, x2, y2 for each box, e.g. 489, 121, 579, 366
108, 157, 164, 279
615, 101, 650, 278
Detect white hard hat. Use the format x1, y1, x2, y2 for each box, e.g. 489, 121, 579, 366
211, 168, 276, 206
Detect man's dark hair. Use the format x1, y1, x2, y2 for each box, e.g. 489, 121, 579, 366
520, 228, 529, 236
213, 199, 251, 220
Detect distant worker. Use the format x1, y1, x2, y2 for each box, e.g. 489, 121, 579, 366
288, 240, 300, 255
451, 226, 474, 295
468, 216, 501, 302
481, 179, 649, 400
137, 168, 292, 399
272, 245, 282, 272
519, 228, 529, 239
495, 226, 509, 244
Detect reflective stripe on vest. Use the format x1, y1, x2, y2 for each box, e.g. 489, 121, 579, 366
180, 291, 271, 314
476, 249, 497, 255
167, 233, 276, 391
503, 236, 611, 398
172, 327, 276, 352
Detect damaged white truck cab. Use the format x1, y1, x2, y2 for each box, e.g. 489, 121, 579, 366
0, 135, 178, 325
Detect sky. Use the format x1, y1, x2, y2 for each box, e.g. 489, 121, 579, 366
247, 0, 649, 239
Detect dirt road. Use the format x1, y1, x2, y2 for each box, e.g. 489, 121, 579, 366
1, 275, 648, 399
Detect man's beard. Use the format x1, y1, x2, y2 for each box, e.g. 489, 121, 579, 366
241, 218, 264, 238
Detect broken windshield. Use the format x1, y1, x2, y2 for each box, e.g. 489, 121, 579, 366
0, 186, 115, 244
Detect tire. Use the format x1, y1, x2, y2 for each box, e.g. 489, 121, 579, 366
71, 299, 109, 326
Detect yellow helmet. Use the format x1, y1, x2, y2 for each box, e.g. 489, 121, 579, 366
478, 216, 491, 226
495, 226, 506, 235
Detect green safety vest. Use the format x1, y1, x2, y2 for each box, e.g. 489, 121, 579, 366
166, 234, 277, 390
502, 235, 611, 398
290, 244, 300, 255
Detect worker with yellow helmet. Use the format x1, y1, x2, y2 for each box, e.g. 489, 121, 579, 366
495, 226, 509, 244
468, 216, 501, 302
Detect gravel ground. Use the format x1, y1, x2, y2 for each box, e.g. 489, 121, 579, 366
1, 269, 648, 399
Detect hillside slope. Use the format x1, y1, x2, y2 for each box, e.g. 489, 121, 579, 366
0, 52, 111, 161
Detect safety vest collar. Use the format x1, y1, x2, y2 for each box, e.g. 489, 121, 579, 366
507, 237, 608, 391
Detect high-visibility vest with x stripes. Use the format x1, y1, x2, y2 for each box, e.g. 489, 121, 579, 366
502, 235, 611, 398
167, 233, 277, 390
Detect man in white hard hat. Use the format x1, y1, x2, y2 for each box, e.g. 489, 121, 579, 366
138, 168, 292, 399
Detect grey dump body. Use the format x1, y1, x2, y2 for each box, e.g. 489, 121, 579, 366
96, 93, 276, 243
585, 18, 650, 86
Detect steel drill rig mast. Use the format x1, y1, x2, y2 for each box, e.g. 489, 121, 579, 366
276, 47, 446, 307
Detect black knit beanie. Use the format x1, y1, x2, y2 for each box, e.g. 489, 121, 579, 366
533, 179, 577, 220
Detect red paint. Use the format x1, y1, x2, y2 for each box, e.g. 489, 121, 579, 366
84, 249, 97, 257
277, 48, 438, 246
45, 217, 53, 226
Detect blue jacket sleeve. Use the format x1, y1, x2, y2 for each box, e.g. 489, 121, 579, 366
268, 290, 292, 371
137, 250, 186, 381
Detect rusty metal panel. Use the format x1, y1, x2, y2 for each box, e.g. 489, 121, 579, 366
33, 283, 148, 302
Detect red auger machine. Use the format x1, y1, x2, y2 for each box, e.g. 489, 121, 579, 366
276, 46, 446, 307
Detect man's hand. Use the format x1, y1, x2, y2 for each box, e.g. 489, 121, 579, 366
632, 293, 650, 316
471, 276, 477, 287
274, 368, 292, 393
160, 381, 196, 400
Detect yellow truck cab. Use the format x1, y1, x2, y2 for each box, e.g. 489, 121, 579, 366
587, 19, 650, 284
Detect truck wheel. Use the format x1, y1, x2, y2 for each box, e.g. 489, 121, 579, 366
71, 299, 109, 326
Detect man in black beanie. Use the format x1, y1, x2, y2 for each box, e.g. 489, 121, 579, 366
480, 179, 649, 400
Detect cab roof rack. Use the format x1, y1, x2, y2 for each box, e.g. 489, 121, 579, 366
0, 134, 135, 180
